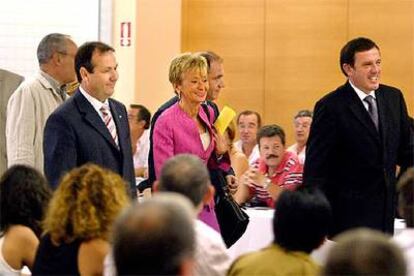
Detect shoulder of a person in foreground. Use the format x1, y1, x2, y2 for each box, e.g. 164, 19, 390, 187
227, 248, 270, 276
5, 225, 38, 246
78, 238, 110, 275
3, 225, 39, 269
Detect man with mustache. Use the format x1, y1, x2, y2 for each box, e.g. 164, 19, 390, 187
235, 124, 303, 207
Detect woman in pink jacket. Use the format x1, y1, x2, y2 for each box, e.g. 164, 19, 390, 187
153, 53, 230, 232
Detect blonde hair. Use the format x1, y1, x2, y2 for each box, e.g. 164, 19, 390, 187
43, 164, 130, 243
168, 53, 208, 85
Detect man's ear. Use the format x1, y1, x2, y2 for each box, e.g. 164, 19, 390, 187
138, 120, 146, 129
153, 180, 159, 193
342, 63, 352, 77
51, 51, 62, 66
202, 184, 215, 205
79, 67, 89, 83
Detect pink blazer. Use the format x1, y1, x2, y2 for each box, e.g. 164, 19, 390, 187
153, 102, 229, 178
153, 102, 229, 232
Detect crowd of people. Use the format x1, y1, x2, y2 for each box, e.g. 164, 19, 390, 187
0, 33, 412, 275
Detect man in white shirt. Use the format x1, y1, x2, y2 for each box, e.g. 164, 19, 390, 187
155, 154, 231, 276
234, 110, 261, 165
6, 33, 77, 173
393, 168, 414, 276
128, 104, 151, 178
287, 110, 313, 165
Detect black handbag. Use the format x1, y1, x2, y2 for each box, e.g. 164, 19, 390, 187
210, 169, 249, 248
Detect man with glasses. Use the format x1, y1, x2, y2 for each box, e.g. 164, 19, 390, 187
6, 33, 77, 173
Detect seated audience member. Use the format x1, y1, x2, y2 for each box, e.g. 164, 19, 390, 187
32, 164, 130, 275
0, 165, 51, 274
224, 120, 249, 179
287, 109, 313, 165
228, 186, 332, 276
113, 194, 195, 276
156, 154, 231, 276
128, 104, 151, 179
234, 110, 261, 165
394, 167, 414, 276
323, 228, 406, 276
235, 124, 303, 207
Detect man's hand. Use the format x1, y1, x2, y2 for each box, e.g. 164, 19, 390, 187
240, 166, 271, 201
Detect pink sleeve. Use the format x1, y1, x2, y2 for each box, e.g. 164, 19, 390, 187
153, 116, 174, 179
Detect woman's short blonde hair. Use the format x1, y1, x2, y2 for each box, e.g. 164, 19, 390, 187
43, 164, 130, 243
168, 53, 208, 85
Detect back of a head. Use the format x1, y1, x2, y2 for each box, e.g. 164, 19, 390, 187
113, 193, 195, 275
0, 165, 51, 237
323, 228, 406, 276
37, 33, 72, 65
398, 167, 414, 227
158, 154, 210, 207
273, 186, 332, 253
196, 51, 223, 72
42, 163, 130, 242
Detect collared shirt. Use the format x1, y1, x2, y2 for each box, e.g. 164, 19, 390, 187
234, 140, 260, 165
349, 80, 376, 111
133, 129, 150, 169
258, 151, 303, 190
287, 143, 306, 165
79, 86, 110, 121
248, 151, 303, 207
40, 70, 66, 100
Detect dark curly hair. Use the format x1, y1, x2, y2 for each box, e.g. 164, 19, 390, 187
0, 165, 51, 237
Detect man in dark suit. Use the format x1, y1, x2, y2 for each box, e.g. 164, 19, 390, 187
43, 41, 136, 198
304, 37, 413, 237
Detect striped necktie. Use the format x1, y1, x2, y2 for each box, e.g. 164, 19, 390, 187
100, 104, 119, 147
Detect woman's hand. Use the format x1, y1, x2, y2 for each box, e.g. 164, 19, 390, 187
212, 130, 228, 155
226, 175, 238, 194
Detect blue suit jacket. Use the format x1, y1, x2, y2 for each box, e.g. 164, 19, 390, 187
43, 90, 136, 198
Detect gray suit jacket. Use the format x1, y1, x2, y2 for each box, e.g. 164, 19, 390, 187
0, 69, 23, 176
